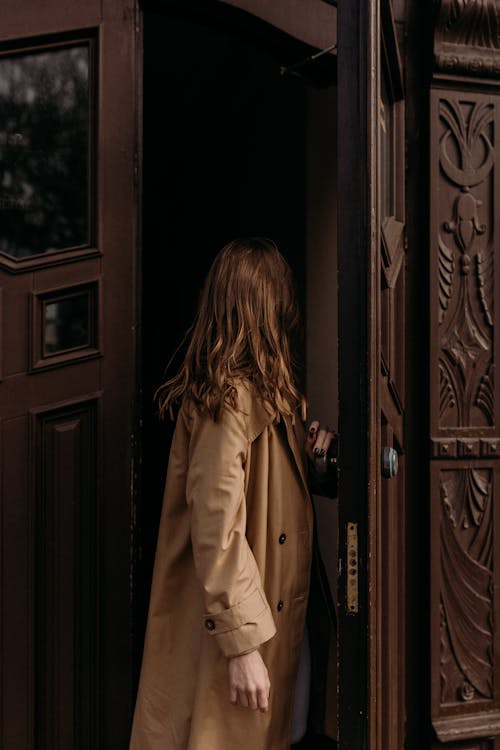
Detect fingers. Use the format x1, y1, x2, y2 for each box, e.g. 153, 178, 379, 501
314, 427, 334, 453
307, 420, 337, 458
305, 420, 320, 460
230, 681, 270, 711
233, 687, 268, 711
227, 652, 271, 711
237, 688, 250, 709
257, 686, 269, 712
229, 684, 238, 705
307, 420, 320, 443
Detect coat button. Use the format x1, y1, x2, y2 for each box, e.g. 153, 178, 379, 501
205, 618, 215, 630
279, 533, 287, 544
277, 600, 284, 612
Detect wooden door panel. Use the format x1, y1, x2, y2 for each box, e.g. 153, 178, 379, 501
378, 187, 406, 750
429, 6, 500, 747
377, 12, 406, 747
3, 273, 32, 375
379, 415, 406, 749
0, 2, 138, 747
379, 419, 406, 749
430, 460, 500, 741
2, 415, 31, 749
2, 2, 101, 38
429, 76, 500, 746
338, 1, 406, 746
2, 361, 102, 417
380, 381, 404, 447
31, 394, 102, 749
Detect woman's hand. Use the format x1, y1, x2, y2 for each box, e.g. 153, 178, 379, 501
305, 420, 338, 464
228, 649, 271, 712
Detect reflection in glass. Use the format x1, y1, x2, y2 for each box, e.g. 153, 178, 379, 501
44, 293, 90, 354
0, 44, 89, 258
380, 70, 394, 219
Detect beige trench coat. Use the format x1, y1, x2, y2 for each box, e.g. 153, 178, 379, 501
129, 377, 337, 750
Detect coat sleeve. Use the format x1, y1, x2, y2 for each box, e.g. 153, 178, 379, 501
182, 399, 277, 658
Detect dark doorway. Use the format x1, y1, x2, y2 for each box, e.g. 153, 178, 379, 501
136, 4, 339, 728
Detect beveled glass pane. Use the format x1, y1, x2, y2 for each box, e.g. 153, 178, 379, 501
0, 44, 89, 258
44, 293, 90, 354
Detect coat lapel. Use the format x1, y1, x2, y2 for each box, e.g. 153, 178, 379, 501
281, 413, 311, 500
242, 379, 311, 500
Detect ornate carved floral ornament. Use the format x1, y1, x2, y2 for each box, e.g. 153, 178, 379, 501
434, 0, 500, 76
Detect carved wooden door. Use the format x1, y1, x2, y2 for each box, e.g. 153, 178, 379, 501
429, 3, 500, 748
338, 1, 406, 747
376, 7, 406, 747
0, 2, 139, 748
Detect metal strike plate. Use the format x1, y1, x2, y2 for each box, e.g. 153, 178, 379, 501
347, 522, 358, 613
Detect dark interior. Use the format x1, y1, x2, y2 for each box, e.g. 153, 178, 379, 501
136, 2, 331, 678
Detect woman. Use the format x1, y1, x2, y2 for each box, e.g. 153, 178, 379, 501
130, 237, 338, 750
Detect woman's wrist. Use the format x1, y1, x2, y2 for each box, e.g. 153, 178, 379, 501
228, 646, 259, 659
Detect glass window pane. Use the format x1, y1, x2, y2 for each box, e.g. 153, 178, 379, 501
44, 293, 90, 354
0, 44, 89, 258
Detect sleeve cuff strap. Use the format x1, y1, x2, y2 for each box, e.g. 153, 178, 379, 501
202, 588, 277, 657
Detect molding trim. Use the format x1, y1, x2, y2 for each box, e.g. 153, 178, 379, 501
434, 0, 500, 76
433, 710, 500, 742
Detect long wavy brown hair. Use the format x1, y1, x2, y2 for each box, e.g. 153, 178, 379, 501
154, 236, 307, 423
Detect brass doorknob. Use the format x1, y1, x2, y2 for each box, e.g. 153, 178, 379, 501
381, 447, 398, 478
